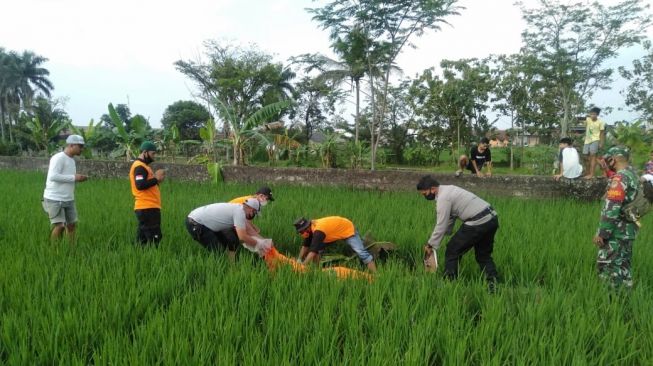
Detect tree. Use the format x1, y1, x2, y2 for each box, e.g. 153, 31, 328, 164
518, 0, 651, 137
216, 99, 292, 165
290, 76, 345, 141
408, 59, 494, 164
100, 104, 131, 129
309, 0, 461, 170
15, 97, 70, 156
491, 54, 549, 169
106, 103, 149, 161
0, 49, 54, 143
161, 100, 211, 140
175, 42, 295, 164
620, 41, 653, 124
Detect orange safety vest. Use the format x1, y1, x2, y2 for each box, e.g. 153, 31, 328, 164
312, 216, 355, 243
129, 160, 161, 210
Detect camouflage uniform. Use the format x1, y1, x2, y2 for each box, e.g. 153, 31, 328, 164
596, 154, 639, 289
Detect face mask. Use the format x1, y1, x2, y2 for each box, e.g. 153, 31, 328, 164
260, 200, 268, 207
424, 192, 436, 201
143, 152, 154, 164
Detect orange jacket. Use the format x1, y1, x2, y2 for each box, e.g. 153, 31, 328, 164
312, 216, 355, 243
129, 160, 161, 210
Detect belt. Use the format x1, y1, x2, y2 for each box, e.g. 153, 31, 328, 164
466, 206, 496, 222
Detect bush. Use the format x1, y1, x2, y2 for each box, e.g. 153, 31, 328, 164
0, 141, 21, 156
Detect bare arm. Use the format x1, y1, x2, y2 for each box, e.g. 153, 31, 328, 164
235, 227, 258, 248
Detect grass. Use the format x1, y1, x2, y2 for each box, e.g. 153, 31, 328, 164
1, 169, 652, 364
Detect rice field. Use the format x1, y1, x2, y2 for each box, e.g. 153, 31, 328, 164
1, 169, 652, 364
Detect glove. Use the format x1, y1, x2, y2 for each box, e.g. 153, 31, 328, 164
242, 242, 258, 253
254, 238, 273, 257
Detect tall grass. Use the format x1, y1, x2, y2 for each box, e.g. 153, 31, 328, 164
0, 170, 651, 364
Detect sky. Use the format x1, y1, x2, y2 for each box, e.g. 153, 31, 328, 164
2, 0, 652, 129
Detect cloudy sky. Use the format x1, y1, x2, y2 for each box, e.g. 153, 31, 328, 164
2, 0, 651, 129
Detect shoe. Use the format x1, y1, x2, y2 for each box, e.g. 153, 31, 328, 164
455, 170, 463, 177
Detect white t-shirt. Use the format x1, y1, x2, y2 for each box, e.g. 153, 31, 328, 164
188, 203, 247, 232
561, 147, 583, 179
43, 151, 77, 201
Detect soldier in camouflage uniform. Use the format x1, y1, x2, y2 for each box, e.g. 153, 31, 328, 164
593, 146, 639, 289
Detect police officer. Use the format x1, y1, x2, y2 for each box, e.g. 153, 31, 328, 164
417, 175, 499, 283
593, 146, 639, 289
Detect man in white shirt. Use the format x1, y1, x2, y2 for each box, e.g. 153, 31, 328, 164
42, 135, 88, 241
554, 137, 583, 180
185, 198, 271, 261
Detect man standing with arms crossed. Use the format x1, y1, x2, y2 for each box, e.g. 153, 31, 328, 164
583, 107, 606, 179
130, 141, 165, 245
42, 135, 88, 242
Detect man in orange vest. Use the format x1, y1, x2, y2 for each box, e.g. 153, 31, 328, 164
293, 216, 377, 272
129, 141, 165, 245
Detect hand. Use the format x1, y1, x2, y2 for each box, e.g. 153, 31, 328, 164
75, 174, 88, 182
255, 238, 273, 257
423, 245, 437, 273
154, 169, 166, 182
553, 174, 562, 181
593, 236, 605, 247
476, 172, 484, 178
486, 172, 492, 178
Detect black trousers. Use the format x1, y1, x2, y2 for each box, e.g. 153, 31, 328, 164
135, 208, 162, 245
185, 218, 238, 252
444, 216, 499, 281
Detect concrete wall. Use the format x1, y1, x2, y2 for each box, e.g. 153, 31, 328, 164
0, 156, 606, 200
221, 166, 606, 200
0, 156, 210, 182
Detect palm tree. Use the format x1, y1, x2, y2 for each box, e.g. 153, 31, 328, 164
0, 50, 53, 142
293, 29, 393, 144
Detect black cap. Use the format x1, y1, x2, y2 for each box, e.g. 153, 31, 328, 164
256, 186, 274, 201
293, 217, 311, 233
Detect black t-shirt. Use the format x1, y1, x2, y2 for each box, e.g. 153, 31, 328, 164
467, 146, 491, 170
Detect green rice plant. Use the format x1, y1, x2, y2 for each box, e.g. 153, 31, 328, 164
1, 169, 652, 364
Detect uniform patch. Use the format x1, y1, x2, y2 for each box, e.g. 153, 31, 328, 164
606, 175, 625, 202
135, 175, 144, 181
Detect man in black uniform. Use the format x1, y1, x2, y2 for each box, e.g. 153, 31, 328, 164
456, 137, 492, 178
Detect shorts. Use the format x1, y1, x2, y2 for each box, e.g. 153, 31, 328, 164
583, 141, 599, 155
42, 199, 77, 225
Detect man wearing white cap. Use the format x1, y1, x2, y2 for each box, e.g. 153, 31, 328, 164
185, 198, 272, 261
42, 134, 88, 242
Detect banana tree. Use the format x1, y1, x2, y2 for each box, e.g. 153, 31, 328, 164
215, 99, 293, 165
69, 119, 98, 159
162, 124, 180, 162
107, 103, 148, 161
17, 115, 69, 157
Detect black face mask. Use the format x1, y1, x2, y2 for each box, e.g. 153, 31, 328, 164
143, 152, 154, 164
424, 192, 436, 201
